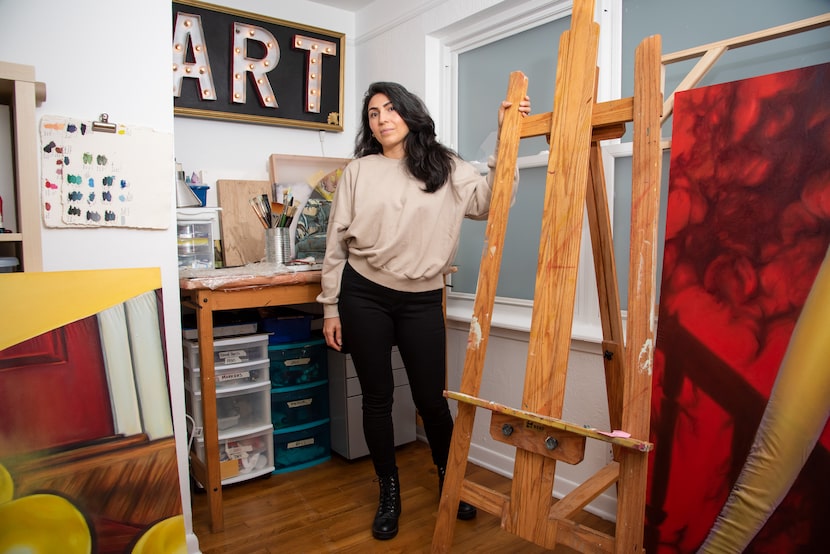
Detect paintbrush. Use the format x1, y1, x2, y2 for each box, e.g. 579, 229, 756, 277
271, 201, 284, 221
249, 197, 269, 229
260, 194, 272, 227
284, 204, 298, 227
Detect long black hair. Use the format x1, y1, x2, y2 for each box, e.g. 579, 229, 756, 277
354, 81, 457, 193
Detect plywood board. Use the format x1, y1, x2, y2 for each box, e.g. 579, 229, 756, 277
216, 179, 270, 267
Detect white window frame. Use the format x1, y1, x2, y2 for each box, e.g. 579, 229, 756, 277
426, 0, 623, 342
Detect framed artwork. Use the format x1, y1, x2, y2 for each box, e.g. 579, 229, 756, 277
172, 0, 345, 131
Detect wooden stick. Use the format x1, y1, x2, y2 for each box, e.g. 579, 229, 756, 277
432, 70, 528, 554
662, 12, 830, 64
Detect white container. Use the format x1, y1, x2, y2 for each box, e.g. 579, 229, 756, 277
184, 358, 270, 394
0, 257, 19, 273
192, 424, 275, 486
177, 219, 214, 269
182, 333, 269, 370
181, 321, 258, 341
186, 380, 271, 434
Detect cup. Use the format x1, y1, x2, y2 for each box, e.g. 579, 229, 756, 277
265, 227, 291, 265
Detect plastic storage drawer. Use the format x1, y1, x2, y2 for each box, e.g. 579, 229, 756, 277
272, 418, 331, 473
186, 381, 271, 434
183, 333, 269, 370
260, 313, 313, 345
192, 424, 274, 485
268, 338, 327, 388
177, 220, 214, 270
271, 381, 329, 430
185, 358, 270, 394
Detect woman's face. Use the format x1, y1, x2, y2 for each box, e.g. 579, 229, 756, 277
367, 92, 409, 159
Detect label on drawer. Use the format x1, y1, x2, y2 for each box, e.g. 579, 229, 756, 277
218, 370, 250, 382
218, 349, 248, 364
287, 398, 313, 408
285, 357, 311, 367
287, 437, 315, 449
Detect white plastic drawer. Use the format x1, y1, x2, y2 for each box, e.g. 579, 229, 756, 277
184, 358, 270, 394
192, 424, 274, 485
186, 380, 271, 434
183, 333, 269, 369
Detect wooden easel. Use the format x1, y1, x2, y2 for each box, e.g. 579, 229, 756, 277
432, 0, 663, 552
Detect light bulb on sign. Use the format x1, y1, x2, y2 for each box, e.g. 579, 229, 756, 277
172, 12, 217, 100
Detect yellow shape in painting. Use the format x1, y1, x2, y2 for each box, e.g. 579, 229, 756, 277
131, 514, 187, 554
0, 267, 161, 351
0, 464, 12, 504
0, 493, 91, 553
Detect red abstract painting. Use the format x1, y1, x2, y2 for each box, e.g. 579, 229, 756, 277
646, 63, 830, 553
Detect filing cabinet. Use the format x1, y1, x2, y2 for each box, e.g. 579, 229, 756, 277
327, 347, 416, 459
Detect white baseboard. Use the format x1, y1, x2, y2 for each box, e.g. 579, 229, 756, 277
413, 434, 618, 523
467, 442, 618, 522
187, 532, 202, 553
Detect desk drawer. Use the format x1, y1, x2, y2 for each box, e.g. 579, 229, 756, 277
345, 368, 407, 397
343, 347, 404, 379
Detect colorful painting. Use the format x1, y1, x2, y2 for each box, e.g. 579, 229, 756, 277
646, 62, 830, 553
0, 269, 187, 553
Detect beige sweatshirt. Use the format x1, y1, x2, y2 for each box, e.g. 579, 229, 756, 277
317, 153, 515, 319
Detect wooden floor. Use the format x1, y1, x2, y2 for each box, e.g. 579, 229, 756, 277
192, 440, 614, 553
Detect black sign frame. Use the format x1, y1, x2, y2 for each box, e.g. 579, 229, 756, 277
172, 1, 344, 131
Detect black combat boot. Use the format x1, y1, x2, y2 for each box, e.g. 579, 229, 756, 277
437, 466, 477, 520
372, 470, 402, 540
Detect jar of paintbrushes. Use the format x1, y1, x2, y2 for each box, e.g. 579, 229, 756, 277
249, 192, 298, 265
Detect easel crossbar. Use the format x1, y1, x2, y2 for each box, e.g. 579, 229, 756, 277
445, 391, 653, 452
520, 97, 634, 140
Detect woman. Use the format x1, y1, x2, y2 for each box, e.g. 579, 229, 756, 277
318, 81, 530, 540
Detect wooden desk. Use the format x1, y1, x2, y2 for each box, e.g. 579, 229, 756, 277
180, 269, 322, 532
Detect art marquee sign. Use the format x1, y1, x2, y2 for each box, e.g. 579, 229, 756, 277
172, 1, 344, 131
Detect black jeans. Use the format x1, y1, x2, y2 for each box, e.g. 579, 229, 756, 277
339, 262, 454, 477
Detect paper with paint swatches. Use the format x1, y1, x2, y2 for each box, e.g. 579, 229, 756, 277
39, 115, 174, 229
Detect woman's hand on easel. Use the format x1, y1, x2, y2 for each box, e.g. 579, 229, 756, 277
498, 95, 531, 130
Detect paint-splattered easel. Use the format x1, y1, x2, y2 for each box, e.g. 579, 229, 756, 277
432, 0, 663, 551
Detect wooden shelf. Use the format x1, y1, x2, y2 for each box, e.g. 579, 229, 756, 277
0, 60, 46, 272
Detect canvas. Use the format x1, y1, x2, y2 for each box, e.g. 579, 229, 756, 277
646, 63, 830, 552
0, 269, 187, 553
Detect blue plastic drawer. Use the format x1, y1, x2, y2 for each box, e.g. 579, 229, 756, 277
272, 419, 331, 473
271, 381, 329, 430
268, 338, 327, 388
